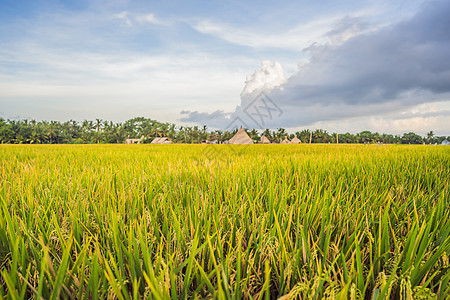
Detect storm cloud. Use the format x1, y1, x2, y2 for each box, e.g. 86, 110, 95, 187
182, 0, 450, 131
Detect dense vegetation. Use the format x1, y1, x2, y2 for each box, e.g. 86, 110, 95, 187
0, 144, 449, 299
1, 117, 448, 144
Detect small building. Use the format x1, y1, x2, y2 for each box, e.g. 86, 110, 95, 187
260, 135, 271, 144
228, 127, 253, 144
126, 136, 144, 144
151, 137, 172, 144
290, 137, 301, 144
201, 140, 218, 144
280, 137, 290, 144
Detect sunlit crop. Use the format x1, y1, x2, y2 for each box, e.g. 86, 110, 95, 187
0, 144, 449, 299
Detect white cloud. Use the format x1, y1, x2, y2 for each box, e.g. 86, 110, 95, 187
181, 0, 450, 135
112, 11, 165, 26
2, 0, 448, 136
193, 19, 332, 51
136, 13, 165, 25
192, 7, 382, 51
112, 11, 132, 26
241, 61, 286, 96
0, 43, 257, 122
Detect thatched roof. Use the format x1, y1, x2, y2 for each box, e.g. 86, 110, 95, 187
125, 135, 145, 144
151, 137, 172, 144
280, 137, 290, 144
290, 136, 301, 144
260, 135, 271, 144
228, 128, 253, 144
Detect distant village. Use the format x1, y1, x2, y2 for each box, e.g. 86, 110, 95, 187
127, 127, 304, 145
1, 117, 449, 145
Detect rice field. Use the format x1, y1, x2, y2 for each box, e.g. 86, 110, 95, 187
0, 144, 449, 299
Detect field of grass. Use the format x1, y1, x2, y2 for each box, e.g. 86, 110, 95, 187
0, 144, 449, 299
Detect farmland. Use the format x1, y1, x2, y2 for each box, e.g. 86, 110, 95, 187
0, 144, 449, 299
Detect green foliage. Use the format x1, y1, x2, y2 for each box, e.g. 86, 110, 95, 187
0, 144, 449, 299
401, 132, 424, 145
1, 117, 448, 144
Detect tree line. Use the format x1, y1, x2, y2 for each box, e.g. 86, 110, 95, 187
0, 117, 448, 145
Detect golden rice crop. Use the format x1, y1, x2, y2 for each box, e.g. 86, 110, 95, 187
0, 144, 449, 299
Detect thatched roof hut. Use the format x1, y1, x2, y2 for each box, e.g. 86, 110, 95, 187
126, 136, 144, 144
260, 135, 271, 144
290, 136, 301, 144
228, 127, 253, 144
280, 137, 290, 144
151, 137, 172, 144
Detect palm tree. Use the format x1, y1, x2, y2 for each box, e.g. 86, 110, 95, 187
151, 123, 160, 138
193, 126, 200, 143
275, 128, 287, 142
249, 129, 259, 142
168, 124, 177, 141
30, 125, 46, 144
426, 131, 435, 144
160, 123, 169, 138
262, 129, 272, 142
95, 119, 102, 143
214, 130, 224, 142
178, 126, 187, 143
201, 125, 208, 142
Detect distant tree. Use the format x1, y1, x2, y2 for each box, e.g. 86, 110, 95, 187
30, 124, 46, 144
435, 136, 446, 144
312, 129, 330, 143
213, 130, 224, 143
178, 126, 187, 143
380, 133, 398, 144
262, 129, 273, 142
193, 126, 200, 143
222, 130, 234, 142
249, 129, 260, 142
295, 130, 310, 143
200, 125, 209, 142
275, 128, 287, 142
357, 131, 374, 144
0, 117, 445, 145
426, 131, 435, 144
401, 132, 424, 144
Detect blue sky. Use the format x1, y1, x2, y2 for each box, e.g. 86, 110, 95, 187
1, 0, 449, 135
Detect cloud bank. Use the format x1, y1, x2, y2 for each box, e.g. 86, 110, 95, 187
241, 61, 286, 96
181, 0, 450, 134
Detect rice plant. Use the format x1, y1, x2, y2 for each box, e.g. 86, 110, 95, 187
0, 144, 449, 299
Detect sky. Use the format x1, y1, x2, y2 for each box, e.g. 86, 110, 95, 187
0, 0, 449, 135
